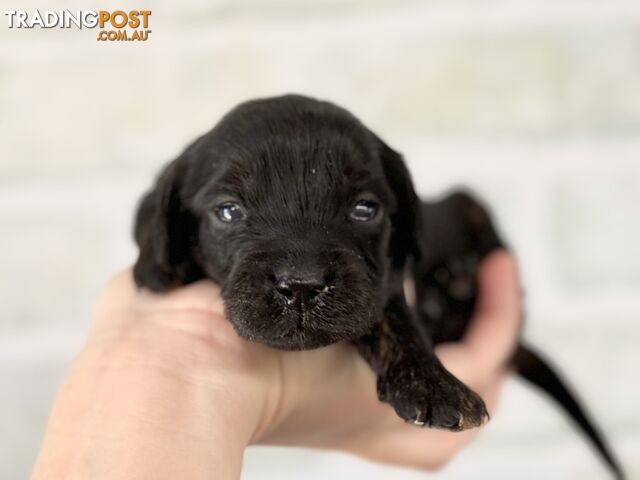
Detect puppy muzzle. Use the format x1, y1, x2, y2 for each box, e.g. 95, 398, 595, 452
221, 246, 379, 350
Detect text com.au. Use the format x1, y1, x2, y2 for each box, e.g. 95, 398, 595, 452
4, 10, 152, 42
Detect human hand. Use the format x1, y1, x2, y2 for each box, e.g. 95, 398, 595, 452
31, 250, 520, 479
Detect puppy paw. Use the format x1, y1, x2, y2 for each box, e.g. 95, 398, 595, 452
378, 363, 488, 431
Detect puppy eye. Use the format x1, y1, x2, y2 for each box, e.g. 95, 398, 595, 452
350, 200, 379, 222
216, 202, 246, 223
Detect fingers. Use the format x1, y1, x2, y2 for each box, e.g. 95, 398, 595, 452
472, 250, 521, 326
98, 267, 224, 316
92, 268, 228, 345
137, 278, 224, 316
434, 250, 520, 391
460, 249, 522, 374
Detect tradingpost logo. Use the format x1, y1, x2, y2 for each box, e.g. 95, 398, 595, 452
3, 9, 152, 42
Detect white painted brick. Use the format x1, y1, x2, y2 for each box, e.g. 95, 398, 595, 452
0, 181, 144, 329
550, 174, 640, 288
2, 2, 640, 180
2, 0, 640, 479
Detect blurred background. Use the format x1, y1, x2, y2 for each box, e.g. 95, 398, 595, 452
1, 0, 639, 478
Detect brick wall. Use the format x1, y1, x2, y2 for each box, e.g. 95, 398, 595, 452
1, 1, 639, 478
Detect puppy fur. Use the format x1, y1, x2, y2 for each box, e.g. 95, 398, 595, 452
134, 94, 486, 430
133, 95, 624, 476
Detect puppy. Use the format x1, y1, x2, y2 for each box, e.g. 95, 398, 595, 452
133, 94, 623, 478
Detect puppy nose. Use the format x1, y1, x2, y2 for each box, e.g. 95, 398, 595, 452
274, 275, 326, 302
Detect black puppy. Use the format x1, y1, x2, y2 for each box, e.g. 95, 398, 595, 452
133, 94, 623, 478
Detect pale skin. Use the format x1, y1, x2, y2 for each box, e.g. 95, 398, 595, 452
31, 250, 521, 480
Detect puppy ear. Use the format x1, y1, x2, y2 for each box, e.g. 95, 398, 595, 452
133, 156, 203, 291
379, 142, 422, 270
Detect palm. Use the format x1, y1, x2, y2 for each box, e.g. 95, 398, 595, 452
94, 250, 519, 472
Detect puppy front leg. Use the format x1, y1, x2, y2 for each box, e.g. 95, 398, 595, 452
355, 294, 488, 431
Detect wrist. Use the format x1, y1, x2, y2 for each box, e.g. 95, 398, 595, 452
33, 320, 268, 480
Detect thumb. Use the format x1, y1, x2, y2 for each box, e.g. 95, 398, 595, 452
437, 250, 522, 385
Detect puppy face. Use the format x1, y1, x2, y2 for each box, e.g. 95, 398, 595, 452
134, 95, 420, 350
